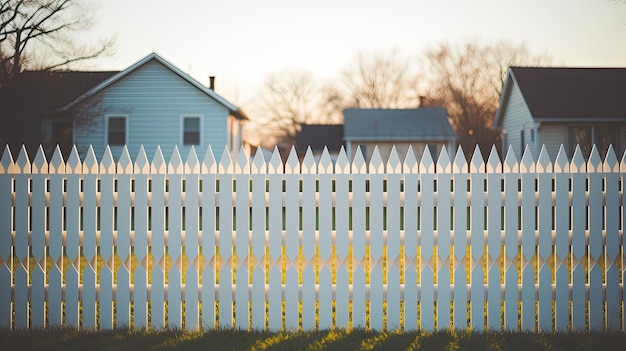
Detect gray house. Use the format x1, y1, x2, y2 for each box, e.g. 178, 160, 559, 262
342, 108, 457, 162
494, 67, 626, 160
60, 52, 248, 161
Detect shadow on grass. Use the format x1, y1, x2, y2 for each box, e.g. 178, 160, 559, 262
2, 328, 626, 351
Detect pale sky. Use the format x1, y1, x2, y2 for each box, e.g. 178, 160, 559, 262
82, 0, 626, 105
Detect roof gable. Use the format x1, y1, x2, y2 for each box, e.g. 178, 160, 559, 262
343, 108, 456, 141
509, 67, 626, 119
61, 52, 244, 118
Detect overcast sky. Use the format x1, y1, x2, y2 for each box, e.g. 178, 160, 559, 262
83, 0, 626, 104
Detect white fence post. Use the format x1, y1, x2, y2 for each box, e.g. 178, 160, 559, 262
31, 147, 48, 328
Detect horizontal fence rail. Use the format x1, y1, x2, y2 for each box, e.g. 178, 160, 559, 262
0, 143, 624, 332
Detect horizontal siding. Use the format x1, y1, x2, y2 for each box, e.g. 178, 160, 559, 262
537, 124, 566, 161
73, 60, 229, 161
501, 82, 534, 159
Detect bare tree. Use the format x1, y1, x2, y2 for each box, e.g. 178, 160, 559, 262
339, 48, 420, 108
247, 69, 318, 148
0, 0, 115, 81
421, 39, 552, 159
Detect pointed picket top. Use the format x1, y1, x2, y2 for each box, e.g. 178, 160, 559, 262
603, 145, 619, 173
268, 146, 282, 174
387, 146, 402, 174
437, 145, 451, 173
235, 146, 249, 174
301, 146, 317, 174
66, 145, 82, 174
520, 145, 535, 173
318, 146, 333, 174
151, 146, 167, 174
536, 145, 552, 173
285, 146, 300, 174
587, 145, 602, 173
335, 146, 350, 174
554, 145, 569, 174
115, 146, 132, 174
15, 145, 30, 174
351, 145, 367, 174
218, 146, 233, 174
570, 145, 586, 173
419, 145, 435, 174
402, 145, 418, 174
202, 145, 216, 174
502, 145, 518, 173
50, 145, 66, 174
185, 146, 200, 174
469, 145, 484, 173
167, 146, 183, 174
32, 146, 48, 174
0, 145, 14, 174
134, 146, 150, 175
83, 146, 98, 174
453, 145, 467, 173
251, 147, 267, 174
486, 145, 501, 173
369, 146, 384, 174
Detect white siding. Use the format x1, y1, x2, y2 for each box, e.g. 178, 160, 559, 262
537, 123, 566, 160
73, 60, 230, 161
501, 82, 534, 159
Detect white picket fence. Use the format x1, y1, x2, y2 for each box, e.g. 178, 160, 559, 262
0, 143, 624, 332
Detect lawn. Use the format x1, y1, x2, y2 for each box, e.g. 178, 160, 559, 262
1, 328, 625, 351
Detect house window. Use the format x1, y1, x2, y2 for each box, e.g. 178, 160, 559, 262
181, 115, 202, 146
107, 116, 127, 146
568, 125, 619, 159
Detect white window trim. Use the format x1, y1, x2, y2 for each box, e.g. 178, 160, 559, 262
105, 114, 129, 146
180, 114, 204, 146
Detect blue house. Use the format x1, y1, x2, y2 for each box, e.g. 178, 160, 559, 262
59, 52, 248, 161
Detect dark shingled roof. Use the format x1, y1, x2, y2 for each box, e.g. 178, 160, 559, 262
510, 67, 626, 118
343, 107, 456, 141
296, 124, 344, 153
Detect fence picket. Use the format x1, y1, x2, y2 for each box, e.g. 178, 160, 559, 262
301, 148, 316, 330
503, 146, 520, 330
150, 147, 167, 328
351, 147, 367, 329
403, 147, 418, 330
554, 146, 570, 330
251, 148, 267, 330
65, 147, 82, 327
386, 147, 402, 330
571, 147, 587, 330
369, 147, 384, 331
520, 147, 536, 331
436, 147, 452, 330
133, 147, 149, 329
318, 149, 333, 330
470, 147, 486, 330
604, 146, 620, 330
31, 147, 48, 328
537, 147, 553, 331
49, 147, 66, 327
284, 148, 300, 330
14, 146, 30, 328
218, 147, 234, 328
335, 148, 350, 329
487, 146, 503, 330
588, 147, 603, 330
116, 147, 133, 327
185, 147, 201, 330
419, 147, 435, 331
201, 146, 217, 328
452, 147, 469, 330
0, 146, 13, 328
235, 150, 250, 330
82, 147, 99, 329
268, 149, 283, 331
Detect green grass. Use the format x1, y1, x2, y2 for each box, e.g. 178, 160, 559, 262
1, 328, 625, 351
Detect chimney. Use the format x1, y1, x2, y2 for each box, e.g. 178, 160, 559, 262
419, 95, 427, 107
209, 76, 215, 90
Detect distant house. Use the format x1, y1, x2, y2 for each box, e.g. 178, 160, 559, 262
296, 124, 344, 161
0, 70, 117, 158
58, 52, 248, 161
494, 67, 626, 160
342, 108, 457, 162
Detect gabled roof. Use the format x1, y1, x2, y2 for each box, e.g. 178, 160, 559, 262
296, 124, 344, 153
495, 67, 626, 126
343, 107, 456, 141
61, 52, 247, 119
